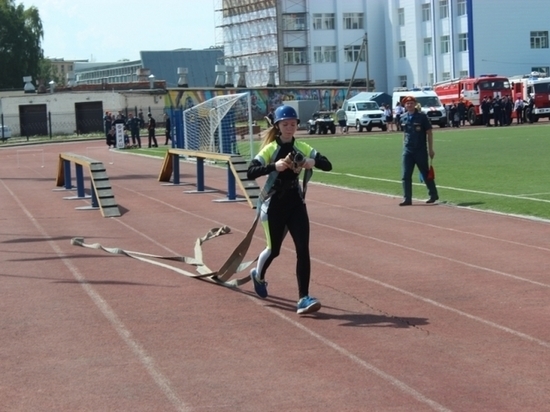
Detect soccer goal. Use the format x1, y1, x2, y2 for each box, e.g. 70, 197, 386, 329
182, 92, 256, 161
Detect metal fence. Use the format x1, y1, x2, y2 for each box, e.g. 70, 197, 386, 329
0, 106, 168, 142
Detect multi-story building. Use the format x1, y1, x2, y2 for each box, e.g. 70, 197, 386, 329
49, 58, 88, 85
72, 49, 224, 88
387, 0, 550, 89
216, 0, 386, 89
216, 0, 550, 91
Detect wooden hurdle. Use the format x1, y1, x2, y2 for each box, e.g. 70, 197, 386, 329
158, 149, 260, 208
55, 153, 121, 217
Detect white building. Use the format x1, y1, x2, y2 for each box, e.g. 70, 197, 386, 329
217, 0, 550, 91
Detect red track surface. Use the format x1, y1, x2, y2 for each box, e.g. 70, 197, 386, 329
1, 141, 549, 411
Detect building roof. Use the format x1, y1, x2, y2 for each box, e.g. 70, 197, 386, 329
140, 49, 224, 88
346, 92, 392, 107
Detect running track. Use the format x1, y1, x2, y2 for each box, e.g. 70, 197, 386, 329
1, 141, 549, 411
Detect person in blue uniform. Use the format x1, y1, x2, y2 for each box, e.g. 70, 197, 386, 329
399, 95, 439, 206
247, 105, 332, 315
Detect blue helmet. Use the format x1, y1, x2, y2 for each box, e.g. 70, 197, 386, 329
273, 105, 300, 124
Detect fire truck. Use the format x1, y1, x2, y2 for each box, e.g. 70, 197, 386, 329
509, 72, 550, 122
433, 74, 511, 125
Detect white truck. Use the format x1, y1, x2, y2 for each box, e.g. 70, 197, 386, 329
343, 99, 387, 132
392, 87, 447, 127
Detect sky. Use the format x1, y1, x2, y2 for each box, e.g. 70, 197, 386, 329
20, 0, 219, 62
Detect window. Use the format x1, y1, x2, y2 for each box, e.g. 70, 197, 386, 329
399, 41, 406, 58
422, 3, 431, 21
398, 75, 407, 87
459, 70, 469, 77
532, 66, 549, 75
314, 46, 336, 63
440, 35, 450, 53
439, 0, 448, 18
344, 45, 365, 62
428, 73, 434, 85
457, 0, 467, 16
442, 72, 451, 81
458, 33, 468, 52
283, 13, 307, 31
284, 48, 307, 65
478, 80, 510, 90
313, 13, 335, 30
533, 80, 550, 92
530, 31, 549, 49
398, 8, 405, 26
343, 13, 364, 30
424, 38, 432, 56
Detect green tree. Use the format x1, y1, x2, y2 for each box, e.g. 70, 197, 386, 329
38, 58, 62, 86
0, 0, 44, 89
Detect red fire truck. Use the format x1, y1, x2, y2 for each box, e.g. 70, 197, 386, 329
509, 72, 550, 122
433, 74, 511, 125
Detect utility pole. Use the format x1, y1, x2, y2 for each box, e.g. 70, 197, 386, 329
345, 34, 368, 100
365, 33, 370, 92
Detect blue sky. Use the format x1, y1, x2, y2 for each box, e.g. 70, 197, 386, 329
20, 0, 219, 62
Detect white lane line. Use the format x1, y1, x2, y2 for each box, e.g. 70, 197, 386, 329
114, 182, 550, 349
250, 298, 452, 412
311, 198, 550, 253
314, 255, 550, 351
313, 220, 550, 289
326, 171, 550, 203
103, 188, 453, 411
1, 180, 190, 412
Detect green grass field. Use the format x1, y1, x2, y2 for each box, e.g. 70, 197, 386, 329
142, 122, 550, 221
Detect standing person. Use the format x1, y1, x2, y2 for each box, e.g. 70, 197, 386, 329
247, 105, 332, 315
399, 96, 439, 206
335, 105, 347, 134
126, 113, 142, 148
138, 109, 145, 129
492, 97, 501, 127
514, 96, 524, 124
481, 96, 492, 127
384, 104, 394, 132
394, 102, 404, 131
449, 102, 459, 128
457, 99, 466, 126
265, 107, 275, 127
103, 111, 112, 138
504, 96, 513, 126
163, 113, 172, 145
527, 97, 535, 123
147, 113, 158, 148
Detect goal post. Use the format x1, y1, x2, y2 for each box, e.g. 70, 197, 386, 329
182, 92, 257, 161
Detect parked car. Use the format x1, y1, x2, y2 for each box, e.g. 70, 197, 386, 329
307, 111, 336, 135
1, 124, 12, 140
344, 100, 387, 132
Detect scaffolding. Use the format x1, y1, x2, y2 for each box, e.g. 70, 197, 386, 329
215, 0, 279, 87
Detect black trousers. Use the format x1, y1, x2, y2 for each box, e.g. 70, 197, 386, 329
148, 130, 158, 147
261, 191, 311, 298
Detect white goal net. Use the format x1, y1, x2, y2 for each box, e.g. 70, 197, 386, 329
183, 92, 256, 161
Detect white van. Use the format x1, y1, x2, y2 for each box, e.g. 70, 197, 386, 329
392, 88, 447, 127
343, 100, 387, 132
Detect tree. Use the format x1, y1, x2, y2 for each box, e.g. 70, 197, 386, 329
38, 58, 62, 86
0, 0, 44, 89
